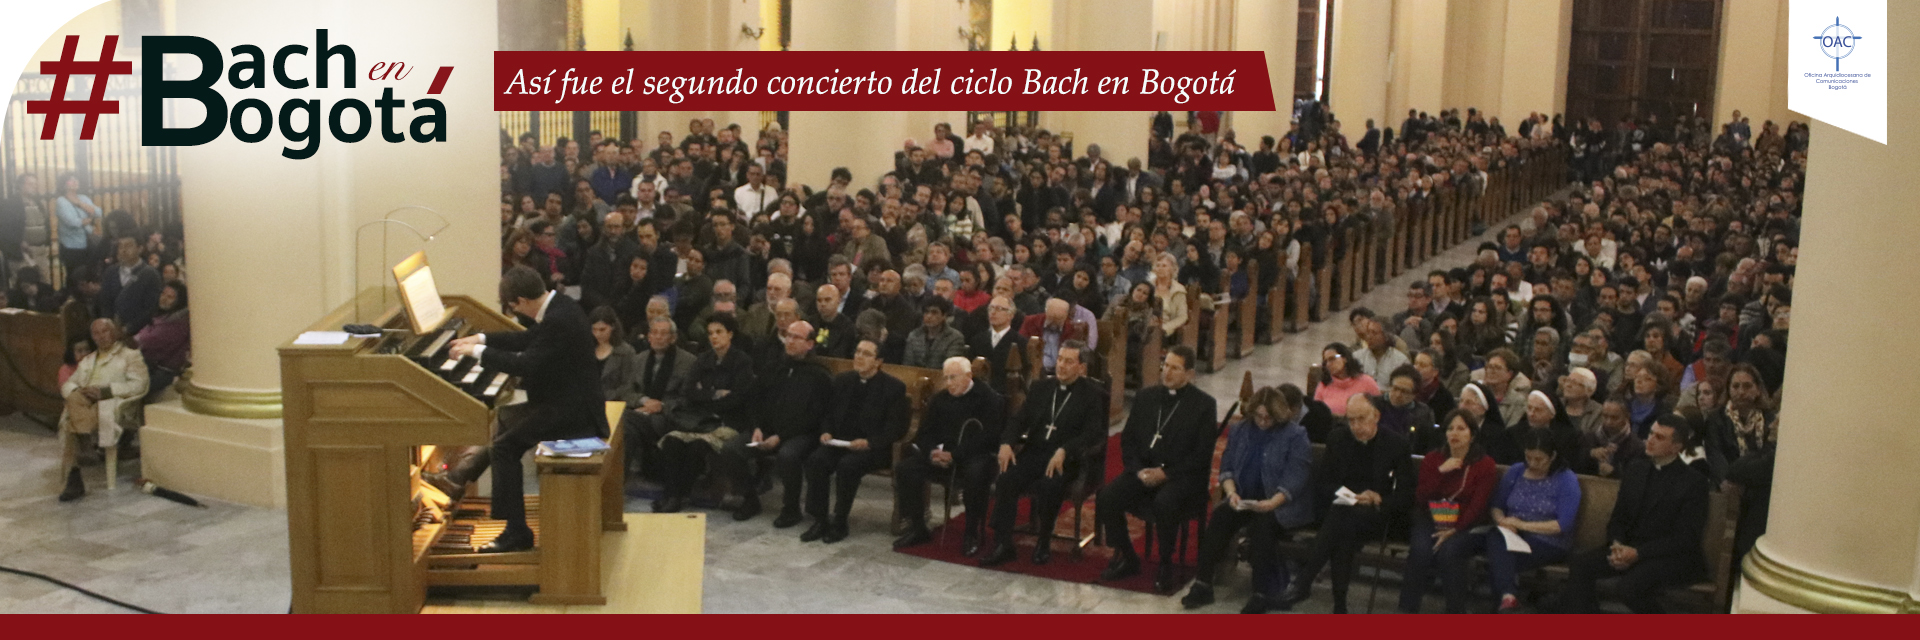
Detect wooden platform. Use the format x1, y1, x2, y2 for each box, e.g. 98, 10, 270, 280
421, 513, 706, 614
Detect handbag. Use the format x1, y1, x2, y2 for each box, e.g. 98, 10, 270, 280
1427, 460, 1471, 526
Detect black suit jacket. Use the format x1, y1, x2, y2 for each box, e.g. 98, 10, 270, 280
1607, 458, 1710, 570
482, 292, 608, 440
97, 263, 162, 334
823, 369, 910, 446
1003, 376, 1107, 459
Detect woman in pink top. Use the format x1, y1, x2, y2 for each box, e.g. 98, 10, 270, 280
1315, 342, 1381, 417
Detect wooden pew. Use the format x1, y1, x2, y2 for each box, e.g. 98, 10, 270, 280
1339, 226, 1359, 309
1207, 274, 1231, 372
1236, 267, 1258, 359
1102, 308, 1128, 425
1141, 324, 1164, 389
1291, 242, 1315, 332
0, 310, 66, 417
1314, 238, 1334, 320
1388, 203, 1406, 278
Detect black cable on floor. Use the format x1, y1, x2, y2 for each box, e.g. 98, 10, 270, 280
0, 564, 163, 613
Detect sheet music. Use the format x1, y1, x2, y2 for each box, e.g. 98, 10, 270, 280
399, 266, 446, 332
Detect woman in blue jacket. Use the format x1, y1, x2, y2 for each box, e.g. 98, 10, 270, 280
1180, 384, 1314, 613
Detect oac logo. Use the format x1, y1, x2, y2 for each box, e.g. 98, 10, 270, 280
1814, 17, 1863, 72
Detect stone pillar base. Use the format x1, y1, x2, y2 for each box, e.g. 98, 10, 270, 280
1732, 578, 1813, 614
141, 400, 286, 508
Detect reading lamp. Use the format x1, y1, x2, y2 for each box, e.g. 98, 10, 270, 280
353, 206, 451, 327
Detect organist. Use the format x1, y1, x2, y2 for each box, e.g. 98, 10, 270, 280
427, 266, 607, 553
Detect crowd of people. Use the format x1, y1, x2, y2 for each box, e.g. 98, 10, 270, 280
484, 100, 1798, 613
2, 171, 194, 503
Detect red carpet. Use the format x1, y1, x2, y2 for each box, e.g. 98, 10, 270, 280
894, 430, 1231, 595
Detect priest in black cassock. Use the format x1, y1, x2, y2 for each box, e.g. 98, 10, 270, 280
979, 340, 1109, 568
1096, 345, 1219, 593
893, 356, 1006, 556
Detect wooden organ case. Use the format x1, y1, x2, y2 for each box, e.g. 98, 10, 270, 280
281, 278, 624, 613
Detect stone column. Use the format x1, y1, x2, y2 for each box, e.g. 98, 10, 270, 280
784, 0, 909, 190
1227, 0, 1298, 143
141, 0, 499, 507
1734, 6, 1920, 614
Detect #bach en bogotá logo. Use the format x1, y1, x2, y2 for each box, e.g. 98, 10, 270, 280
26, 30, 451, 159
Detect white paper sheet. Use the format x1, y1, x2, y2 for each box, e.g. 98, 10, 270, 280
293, 331, 352, 345
825, 439, 853, 449
1333, 486, 1359, 506
1498, 526, 1532, 554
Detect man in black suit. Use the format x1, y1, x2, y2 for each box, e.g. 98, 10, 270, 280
893, 356, 1006, 556
1551, 414, 1710, 613
1097, 346, 1219, 592
802, 339, 910, 543
96, 237, 162, 334
967, 295, 1021, 391
979, 341, 1108, 567
433, 266, 607, 553
1356, 119, 1381, 157
725, 320, 832, 527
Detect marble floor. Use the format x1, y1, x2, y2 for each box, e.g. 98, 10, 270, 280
0, 208, 1533, 614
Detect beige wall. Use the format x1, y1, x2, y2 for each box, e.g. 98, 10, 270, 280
1228, 0, 1297, 141
991, 0, 1053, 51
1498, 0, 1571, 125
1742, 4, 1920, 608
1445, 0, 1506, 116
1038, 0, 1153, 165
1330, 0, 1392, 133
786, 0, 908, 189
1715, 0, 1793, 129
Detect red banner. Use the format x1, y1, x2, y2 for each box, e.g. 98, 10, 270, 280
493, 51, 1274, 111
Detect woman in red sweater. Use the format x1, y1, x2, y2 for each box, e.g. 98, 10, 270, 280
1398, 409, 1498, 613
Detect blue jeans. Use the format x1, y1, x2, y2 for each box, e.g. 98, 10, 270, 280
1398, 518, 1482, 613
1486, 528, 1569, 600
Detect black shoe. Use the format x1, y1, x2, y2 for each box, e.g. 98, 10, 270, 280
477, 531, 534, 553
57, 468, 85, 502
654, 496, 685, 513
977, 542, 1017, 567
823, 520, 849, 544
1030, 542, 1052, 566
1153, 564, 1177, 594
893, 525, 932, 549
1180, 582, 1215, 609
800, 521, 829, 542
1240, 593, 1272, 614
960, 531, 983, 557
732, 495, 761, 521
1276, 584, 1311, 609
1099, 553, 1140, 582
421, 471, 463, 498
772, 509, 804, 529
1331, 592, 1349, 614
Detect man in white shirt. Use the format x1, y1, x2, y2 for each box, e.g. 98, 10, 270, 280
732, 163, 776, 217
963, 120, 996, 157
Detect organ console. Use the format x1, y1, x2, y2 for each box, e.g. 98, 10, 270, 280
281, 254, 621, 613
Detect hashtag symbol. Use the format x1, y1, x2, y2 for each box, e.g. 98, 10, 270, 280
26, 35, 134, 141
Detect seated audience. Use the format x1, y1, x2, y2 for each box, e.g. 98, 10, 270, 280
802, 339, 909, 543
